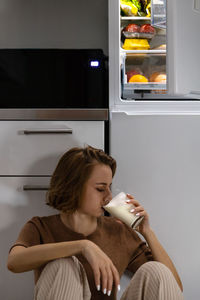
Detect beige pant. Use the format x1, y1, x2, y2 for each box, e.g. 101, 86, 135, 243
34, 257, 184, 300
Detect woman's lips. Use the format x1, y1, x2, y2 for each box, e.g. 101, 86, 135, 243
103, 199, 110, 206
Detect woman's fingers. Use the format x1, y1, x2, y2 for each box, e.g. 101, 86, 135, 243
111, 264, 120, 293
82, 240, 120, 296
93, 267, 101, 291
95, 262, 120, 296
100, 263, 119, 296
104, 265, 113, 296
100, 265, 108, 294
126, 194, 151, 233
130, 205, 144, 213
130, 205, 147, 218
126, 194, 140, 206
126, 194, 148, 218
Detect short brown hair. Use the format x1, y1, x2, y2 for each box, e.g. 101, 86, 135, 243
46, 145, 116, 213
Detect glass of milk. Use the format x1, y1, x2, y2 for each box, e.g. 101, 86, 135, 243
103, 192, 144, 229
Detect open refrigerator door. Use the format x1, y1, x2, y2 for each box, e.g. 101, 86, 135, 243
109, 0, 200, 114
167, 0, 200, 99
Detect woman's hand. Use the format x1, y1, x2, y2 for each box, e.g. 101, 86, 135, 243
126, 193, 151, 236
81, 240, 120, 296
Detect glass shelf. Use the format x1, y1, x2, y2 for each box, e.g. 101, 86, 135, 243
121, 49, 166, 54
121, 16, 151, 21
124, 82, 166, 90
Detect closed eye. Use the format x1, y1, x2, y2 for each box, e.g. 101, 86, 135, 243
96, 188, 105, 192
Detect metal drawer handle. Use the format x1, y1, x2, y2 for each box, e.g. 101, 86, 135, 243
23, 185, 49, 191
23, 128, 73, 134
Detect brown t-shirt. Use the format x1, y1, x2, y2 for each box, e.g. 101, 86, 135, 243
10, 214, 153, 300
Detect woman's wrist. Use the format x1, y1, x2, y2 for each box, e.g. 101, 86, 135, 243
80, 240, 91, 255
140, 226, 154, 240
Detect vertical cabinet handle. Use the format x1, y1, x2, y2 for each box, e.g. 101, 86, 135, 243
193, 0, 200, 13
23, 128, 73, 134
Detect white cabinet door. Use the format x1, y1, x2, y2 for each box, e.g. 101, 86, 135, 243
0, 177, 54, 300
0, 121, 104, 175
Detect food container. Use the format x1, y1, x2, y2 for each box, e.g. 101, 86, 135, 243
122, 38, 150, 50
122, 31, 155, 40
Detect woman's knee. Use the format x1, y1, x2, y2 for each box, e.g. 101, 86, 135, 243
47, 256, 75, 265
125, 262, 183, 300
36, 257, 85, 291
44, 256, 82, 278
47, 257, 76, 268
135, 261, 182, 292
135, 261, 174, 282
138, 261, 171, 275
34, 257, 91, 300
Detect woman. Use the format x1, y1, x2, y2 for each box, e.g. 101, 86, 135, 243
7, 145, 183, 300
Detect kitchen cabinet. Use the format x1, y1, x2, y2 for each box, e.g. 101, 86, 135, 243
0, 120, 104, 175
0, 0, 108, 299
0, 119, 105, 300
0, 177, 54, 299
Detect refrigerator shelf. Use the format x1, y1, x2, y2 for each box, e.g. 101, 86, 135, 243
121, 49, 166, 54
121, 16, 151, 21
124, 83, 166, 90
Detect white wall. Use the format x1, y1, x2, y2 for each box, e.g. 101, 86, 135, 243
111, 112, 200, 299
0, 0, 108, 53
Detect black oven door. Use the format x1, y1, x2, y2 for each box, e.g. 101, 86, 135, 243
0, 49, 108, 108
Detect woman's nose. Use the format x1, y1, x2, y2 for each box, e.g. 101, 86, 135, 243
104, 190, 112, 205
108, 190, 112, 200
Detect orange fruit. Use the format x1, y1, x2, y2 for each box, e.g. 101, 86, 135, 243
129, 74, 148, 83
149, 72, 160, 82
154, 73, 166, 83
150, 72, 166, 83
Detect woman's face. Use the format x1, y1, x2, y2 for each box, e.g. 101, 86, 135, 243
78, 163, 113, 217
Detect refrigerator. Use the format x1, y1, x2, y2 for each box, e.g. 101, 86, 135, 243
109, 0, 200, 298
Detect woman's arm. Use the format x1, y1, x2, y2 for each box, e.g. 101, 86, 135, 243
7, 240, 85, 273
7, 239, 120, 296
126, 194, 183, 292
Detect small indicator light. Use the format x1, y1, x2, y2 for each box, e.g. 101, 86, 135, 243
90, 60, 100, 67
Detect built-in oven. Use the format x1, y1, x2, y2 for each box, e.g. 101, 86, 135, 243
0, 48, 108, 109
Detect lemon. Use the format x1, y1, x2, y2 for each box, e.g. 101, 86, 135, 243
131, 4, 138, 16
129, 74, 148, 83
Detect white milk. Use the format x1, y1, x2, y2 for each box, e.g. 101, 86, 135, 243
103, 192, 144, 229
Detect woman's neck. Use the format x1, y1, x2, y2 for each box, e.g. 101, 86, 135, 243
60, 211, 98, 236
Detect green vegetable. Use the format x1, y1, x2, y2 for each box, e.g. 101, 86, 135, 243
120, 0, 138, 16
131, 0, 141, 11
138, 11, 146, 17
123, 0, 141, 11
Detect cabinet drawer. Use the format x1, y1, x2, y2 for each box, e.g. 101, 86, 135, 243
0, 176, 54, 300
0, 121, 104, 175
